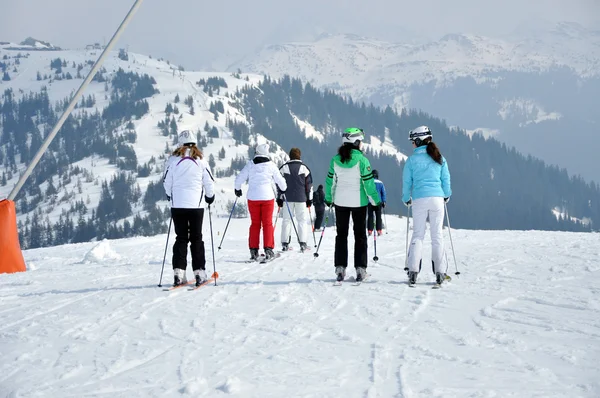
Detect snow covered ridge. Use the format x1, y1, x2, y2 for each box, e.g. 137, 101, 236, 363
229, 22, 600, 89
1, 37, 62, 51
0, 44, 284, 242
225, 22, 600, 182
1, 216, 599, 396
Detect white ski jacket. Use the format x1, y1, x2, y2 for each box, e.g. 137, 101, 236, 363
163, 151, 215, 208
235, 156, 287, 201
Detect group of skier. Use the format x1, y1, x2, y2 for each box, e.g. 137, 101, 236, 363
162, 125, 452, 287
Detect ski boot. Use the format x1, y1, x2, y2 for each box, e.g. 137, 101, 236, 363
195, 269, 208, 286
299, 242, 308, 252
335, 266, 346, 282
368, 230, 373, 236
173, 268, 187, 287
356, 267, 367, 282
249, 248, 259, 261
281, 242, 289, 251
435, 272, 449, 286
264, 248, 275, 261
408, 271, 418, 287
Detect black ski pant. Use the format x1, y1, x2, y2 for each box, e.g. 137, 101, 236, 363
171, 208, 205, 271
366, 204, 383, 231
314, 205, 326, 230
334, 205, 368, 269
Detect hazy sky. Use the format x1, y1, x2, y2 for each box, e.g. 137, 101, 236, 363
1, 0, 599, 69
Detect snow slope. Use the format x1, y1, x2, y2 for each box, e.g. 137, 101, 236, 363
0, 44, 299, 226
1, 214, 599, 397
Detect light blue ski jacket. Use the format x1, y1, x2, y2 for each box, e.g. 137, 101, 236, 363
402, 146, 452, 203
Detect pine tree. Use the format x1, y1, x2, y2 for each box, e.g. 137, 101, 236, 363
2, 71, 10, 81
219, 146, 226, 160
208, 154, 216, 169
174, 93, 180, 103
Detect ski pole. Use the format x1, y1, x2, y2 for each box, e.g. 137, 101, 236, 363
445, 201, 460, 275
372, 218, 379, 262
157, 216, 172, 287
218, 197, 237, 250
314, 206, 334, 258
284, 195, 302, 247
404, 206, 410, 272
273, 206, 281, 230
208, 204, 219, 286
308, 206, 317, 247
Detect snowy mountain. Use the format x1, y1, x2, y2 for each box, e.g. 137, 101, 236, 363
1, 215, 599, 396
0, 40, 598, 250
228, 22, 600, 182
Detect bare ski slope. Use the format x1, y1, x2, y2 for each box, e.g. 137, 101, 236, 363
1, 214, 599, 397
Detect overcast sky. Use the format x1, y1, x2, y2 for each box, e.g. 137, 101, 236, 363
1, 0, 598, 69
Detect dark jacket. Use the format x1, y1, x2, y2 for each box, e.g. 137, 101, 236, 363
313, 186, 325, 209
277, 160, 313, 202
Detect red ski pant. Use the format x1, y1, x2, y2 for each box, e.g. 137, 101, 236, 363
248, 199, 275, 249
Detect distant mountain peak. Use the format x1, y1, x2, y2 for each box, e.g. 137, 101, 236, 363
18, 37, 61, 50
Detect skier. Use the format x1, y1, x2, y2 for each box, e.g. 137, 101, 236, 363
367, 169, 387, 236
325, 128, 381, 283
312, 184, 326, 231
163, 130, 215, 287
276, 147, 313, 252
235, 143, 287, 261
402, 125, 452, 286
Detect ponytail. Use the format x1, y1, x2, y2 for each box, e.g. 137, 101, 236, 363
425, 139, 443, 165
172, 144, 203, 160
337, 143, 355, 163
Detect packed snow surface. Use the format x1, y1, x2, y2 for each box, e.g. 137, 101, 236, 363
1, 214, 599, 397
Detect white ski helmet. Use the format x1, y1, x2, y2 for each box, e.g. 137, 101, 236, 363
177, 130, 196, 146
255, 143, 270, 156
342, 127, 365, 146
408, 126, 432, 144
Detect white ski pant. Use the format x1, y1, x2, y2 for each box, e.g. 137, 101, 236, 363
281, 201, 309, 244
408, 197, 447, 274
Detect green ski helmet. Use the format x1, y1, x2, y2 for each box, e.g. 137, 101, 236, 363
342, 127, 365, 146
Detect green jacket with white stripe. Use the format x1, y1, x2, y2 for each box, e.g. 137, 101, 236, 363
325, 148, 381, 208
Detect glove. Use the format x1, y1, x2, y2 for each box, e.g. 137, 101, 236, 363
444, 197, 450, 203
324, 200, 332, 207
276, 198, 284, 208
381, 202, 385, 209
404, 199, 412, 207
205, 195, 215, 205
234, 189, 242, 197
306, 199, 312, 208
166, 194, 171, 201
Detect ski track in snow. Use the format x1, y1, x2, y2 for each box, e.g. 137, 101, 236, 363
1, 217, 599, 397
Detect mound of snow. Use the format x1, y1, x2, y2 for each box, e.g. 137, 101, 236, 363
82, 239, 121, 263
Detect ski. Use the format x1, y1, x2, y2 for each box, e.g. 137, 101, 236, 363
162, 280, 195, 291
189, 278, 215, 290
259, 252, 281, 264
333, 281, 343, 286
244, 254, 265, 263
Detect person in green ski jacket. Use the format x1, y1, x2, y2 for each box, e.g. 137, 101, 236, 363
325, 128, 381, 283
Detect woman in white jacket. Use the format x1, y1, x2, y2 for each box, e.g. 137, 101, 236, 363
234, 144, 287, 261
163, 130, 215, 287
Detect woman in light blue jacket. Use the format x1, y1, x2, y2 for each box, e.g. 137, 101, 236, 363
402, 126, 452, 286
